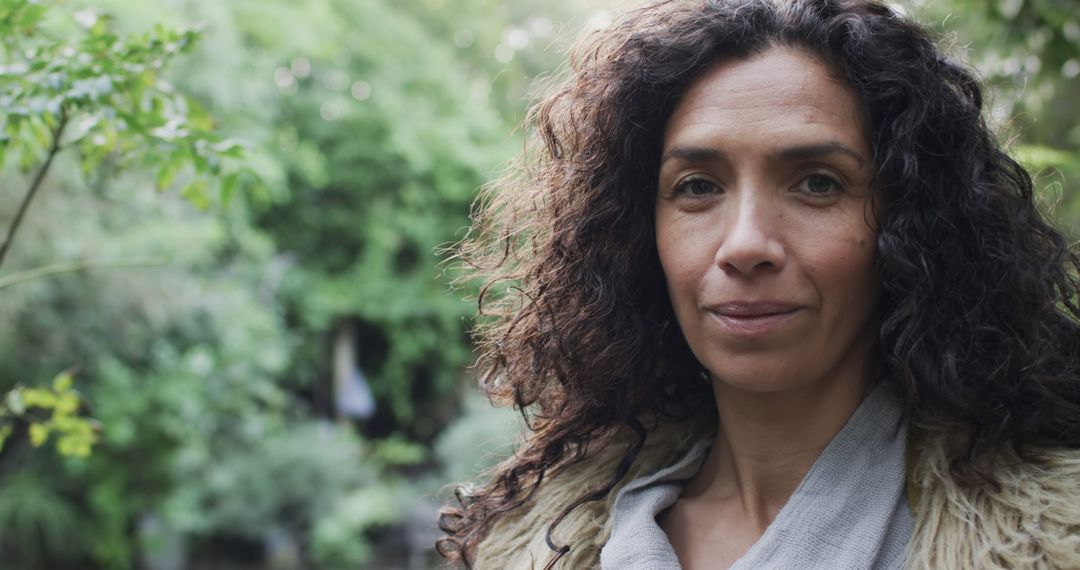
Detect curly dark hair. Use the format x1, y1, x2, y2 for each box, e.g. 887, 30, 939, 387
438, 0, 1080, 566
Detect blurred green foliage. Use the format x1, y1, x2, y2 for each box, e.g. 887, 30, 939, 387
0, 0, 249, 215
915, 0, 1080, 228
0, 0, 570, 567
0, 0, 1075, 569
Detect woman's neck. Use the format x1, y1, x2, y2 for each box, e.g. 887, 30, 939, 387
682, 371, 871, 530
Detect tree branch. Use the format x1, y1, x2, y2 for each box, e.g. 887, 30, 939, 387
0, 257, 167, 291
0, 110, 70, 271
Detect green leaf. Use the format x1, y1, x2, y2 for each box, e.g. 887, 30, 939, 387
220, 171, 241, 206
155, 158, 181, 190
53, 371, 74, 393
21, 388, 57, 409
29, 423, 49, 447
57, 433, 92, 457
179, 178, 210, 209
54, 393, 79, 416
11, 2, 49, 30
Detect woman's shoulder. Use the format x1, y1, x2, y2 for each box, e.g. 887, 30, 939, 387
907, 428, 1080, 569
474, 422, 1080, 569
474, 415, 713, 569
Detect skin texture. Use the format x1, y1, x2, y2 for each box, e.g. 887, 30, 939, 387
655, 46, 879, 569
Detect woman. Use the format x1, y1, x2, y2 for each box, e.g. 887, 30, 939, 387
439, 0, 1080, 568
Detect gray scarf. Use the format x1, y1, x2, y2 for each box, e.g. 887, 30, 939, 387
600, 383, 913, 569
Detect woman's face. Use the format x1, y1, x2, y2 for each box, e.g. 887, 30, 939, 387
656, 46, 879, 395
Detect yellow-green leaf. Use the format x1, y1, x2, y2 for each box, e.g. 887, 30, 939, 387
57, 436, 92, 458
180, 178, 210, 210
21, 388, 56, 409
55, 393, 79, 416
53, 371, 74, 392
29, 422, 49, 447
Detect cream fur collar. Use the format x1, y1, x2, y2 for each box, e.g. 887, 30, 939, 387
473, 419, 1080, 569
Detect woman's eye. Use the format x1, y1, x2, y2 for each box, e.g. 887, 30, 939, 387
795, 173, 842, 196
674, 177, 719, 197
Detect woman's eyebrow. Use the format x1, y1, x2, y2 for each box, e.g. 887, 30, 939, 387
772, 142, 866, 167
660, 146, 722, 165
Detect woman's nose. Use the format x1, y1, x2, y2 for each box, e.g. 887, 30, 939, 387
713, 195, 786, 275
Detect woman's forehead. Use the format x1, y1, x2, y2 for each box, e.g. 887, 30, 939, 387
661, 46, 869, 159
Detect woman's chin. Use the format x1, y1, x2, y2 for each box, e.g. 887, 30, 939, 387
705, 361, 862, 398
708, 370, 815, 395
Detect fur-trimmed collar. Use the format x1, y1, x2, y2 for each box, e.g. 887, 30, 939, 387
473, 420, 1080, 569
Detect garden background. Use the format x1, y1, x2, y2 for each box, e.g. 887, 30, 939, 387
1, 0, 1077, 568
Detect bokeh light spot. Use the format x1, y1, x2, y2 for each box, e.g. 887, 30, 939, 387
454, 28, 475, 49
351, 80, 372, 101
494, 44, 514, 63
291, 57, 312, 78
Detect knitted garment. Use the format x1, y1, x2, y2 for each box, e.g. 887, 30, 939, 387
472, 409, 1080, 569
600, 383, 912, 569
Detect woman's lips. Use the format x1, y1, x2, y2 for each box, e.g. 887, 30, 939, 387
706, 302, 802, 336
